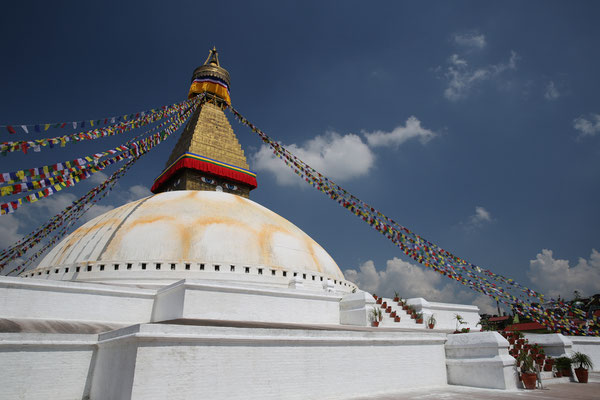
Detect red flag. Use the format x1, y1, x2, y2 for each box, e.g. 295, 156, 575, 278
7, 126, 16, 134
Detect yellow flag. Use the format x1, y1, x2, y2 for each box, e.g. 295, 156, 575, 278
44, 124, 50, 131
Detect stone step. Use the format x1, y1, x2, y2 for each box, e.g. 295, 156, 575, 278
376, 297, 426, 329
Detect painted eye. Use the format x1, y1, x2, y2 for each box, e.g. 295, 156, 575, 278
201, 177, 216, 185
225, 183, 238, 191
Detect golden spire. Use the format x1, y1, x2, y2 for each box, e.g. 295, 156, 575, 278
204, 46, 220, 66
188, 47, 231, 103
151, 49, 257, 197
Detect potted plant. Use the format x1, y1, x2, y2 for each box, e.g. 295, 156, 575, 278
370, 307, 382, 327
461, 327, 470, 333
454, 314, 466, 333
393, 291, 400, 302
415, 312, 424, 324
571, 351, 594, 383
518, 353, 537, 389
427, 314, 436, 329
556, 356, 572, 377
544, 357, 554, 372
394, 315, 401, 322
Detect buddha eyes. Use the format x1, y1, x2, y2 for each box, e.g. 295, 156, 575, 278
201, 177, 237, 191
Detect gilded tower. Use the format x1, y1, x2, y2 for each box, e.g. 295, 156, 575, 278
151, 48, 257, 197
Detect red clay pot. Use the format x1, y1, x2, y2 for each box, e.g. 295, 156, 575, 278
575, 368, 588, 383
416, 318, 423, 324
386, 307, 392, 313
382, 302, 387, 308
390, 311, 396, 318
372, 321, 379, 327
428, 323, 435, 329
560, 368, 571, 377
393, 297, 399, 302
521, 372, 537, 389
394, 316, 401, 322
376, 298, 382, 304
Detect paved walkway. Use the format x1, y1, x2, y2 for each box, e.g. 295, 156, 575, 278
353, 375, 600, 400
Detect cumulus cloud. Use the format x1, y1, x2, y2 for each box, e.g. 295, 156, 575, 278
453, 32, 486, 49
344, 257, 497, 314
88, 171, 109, 185
251, 132, 375, 186
465, 206, 493, 228
573, 114, 600, 138
0, 215, 24, 249
527, 249, 600, 298
442, 51, 519, 101
126, 184, 152, 201
544, 81, 560, 100
364, 117, 436, 148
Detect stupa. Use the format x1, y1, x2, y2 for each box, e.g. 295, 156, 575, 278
0, 49, 521, 400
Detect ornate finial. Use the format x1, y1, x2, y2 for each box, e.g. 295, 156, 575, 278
204, 47, 220, 66
189, 47, 231, 103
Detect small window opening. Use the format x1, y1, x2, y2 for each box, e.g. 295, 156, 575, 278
303, 273, 306, 279
76, 267, 80, 272
171, 263, 176, 270
283, 271, 287, 277
214, 265, 220, 271
320, 277, 323, 281
156, 263, 161, 270
245, 267, 250, 273
185, 263, 190, 270
65, 268, 69, 273
230, 265, 235, 272
271, 270, 276, 276
200, 263, 205, 270
127, 263, 132, 270
46, 271, 50, 274
258, 268, 263, 275
141, 263, 147, 270
312, 275, 316, 281
99, 265, 105, 271
87, 265, 92, 272
293, 272, 298, 277
114, 264, 119, 270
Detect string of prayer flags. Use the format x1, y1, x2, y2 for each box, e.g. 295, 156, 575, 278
1, 99, 190, 135
0, 95, 203, 271
226, 100, 599, 337
0, 98, 194, 155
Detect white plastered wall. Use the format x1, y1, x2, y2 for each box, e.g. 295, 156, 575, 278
91, 323, 448, 400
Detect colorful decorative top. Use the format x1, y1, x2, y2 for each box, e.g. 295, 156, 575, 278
188, 47, 231, 104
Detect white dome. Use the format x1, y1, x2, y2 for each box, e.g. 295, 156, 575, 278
26, 191, 355, 292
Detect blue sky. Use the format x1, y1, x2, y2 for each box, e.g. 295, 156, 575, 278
1, 1, 599, 312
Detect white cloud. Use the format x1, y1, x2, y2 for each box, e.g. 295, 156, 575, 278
81, 204, 115, 222
465, 206, 493, 228
573, 114, 600, 138
527, 249, 600, 299
126, 184, 152, 201
0, 215, 24, 249
88, 171, 109, 185
442, 51, 519, 101
544, 81, 560, 100
344, 257, 497, 314
251, 132, 375, 186
30, 193, 78, 216
364, 117, 436, 148
453, 32, 486, 49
